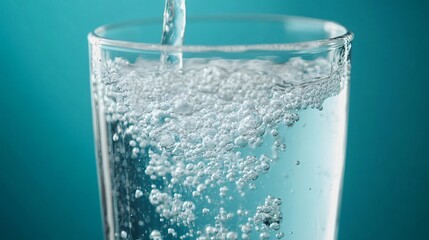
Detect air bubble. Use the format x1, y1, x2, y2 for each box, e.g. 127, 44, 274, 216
234, 136, 247, 147
174, 99, 193, 115
241, 223, 252, 233
202, 208, 210, 215
135, 189, 143, 198
168, 228, 176, 236
270, 222, 280, 230
205, 226, 216, 234
219, 186, 229, 197
112, 133, 119, 141
202, 136, 216, 149
150, 230, 162, 240
270, 129, 279, 137
226, 231, 238, 240
273, 198, 282, 206
276, 232, 285, 239
132, 147, 140, 155
261, 162, 270, 171
159, 134, 175, 149
260, 232, 270, 239
284, 113, 300, 127
197, 184, 206, 192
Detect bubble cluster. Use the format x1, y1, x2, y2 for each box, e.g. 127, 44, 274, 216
249, 195, 284, 239
149, 190, 195, 227
92, 56, 348, 239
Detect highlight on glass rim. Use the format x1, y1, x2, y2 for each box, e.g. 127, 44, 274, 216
88, 1, 353, 239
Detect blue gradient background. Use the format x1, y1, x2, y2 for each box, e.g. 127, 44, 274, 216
0, 0, 428, 239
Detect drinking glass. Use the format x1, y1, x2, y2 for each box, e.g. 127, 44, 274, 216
88, 15, 353, 240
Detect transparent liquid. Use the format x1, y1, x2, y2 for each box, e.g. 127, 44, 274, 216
160, 0, 186, 68
92, 56, 349, 240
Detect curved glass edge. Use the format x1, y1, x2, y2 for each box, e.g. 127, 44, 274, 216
88, 14, 354, 54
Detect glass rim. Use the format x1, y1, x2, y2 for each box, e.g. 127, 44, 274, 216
88, 14, 354, 53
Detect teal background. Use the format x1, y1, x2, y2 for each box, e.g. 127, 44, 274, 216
0, 0, 428, 239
